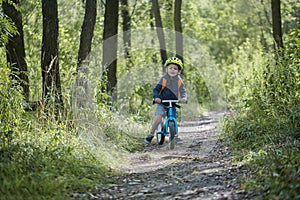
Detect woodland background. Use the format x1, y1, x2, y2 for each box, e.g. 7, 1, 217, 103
0, 0, 299, 199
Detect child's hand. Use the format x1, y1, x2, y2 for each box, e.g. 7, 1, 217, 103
154, 98, 161, 104
180, 98, 187, 104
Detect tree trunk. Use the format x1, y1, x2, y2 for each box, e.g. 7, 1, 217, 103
174, 0, 183, 64
149, 3, 160, 77
75, 0, 97, 108
102, 0, 119, 103
2, 0, 30, 101
41, 0, 63, 107
271, 0, 283, 51
152, 0, 167, 72
121, 0, 132, 67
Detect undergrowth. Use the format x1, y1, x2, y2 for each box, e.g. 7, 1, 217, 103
0, 65, 147, 199
222, 31, 300, 200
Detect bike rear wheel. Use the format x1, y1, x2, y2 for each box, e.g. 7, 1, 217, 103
156, 122, 165, 145
169, 121, 176, 149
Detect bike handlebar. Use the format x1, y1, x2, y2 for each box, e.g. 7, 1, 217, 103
161, 100, 180, 103
162, 100, 180, 107
153, 99, 187, 108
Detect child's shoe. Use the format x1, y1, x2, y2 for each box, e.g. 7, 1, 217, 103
175, 136, 183, 144
144, 133, 154, 144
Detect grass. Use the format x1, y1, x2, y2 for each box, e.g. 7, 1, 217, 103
221, 38, 300, 199
0, 109, 147, 199
0, 66, 147, 199
0, 115, 108, 199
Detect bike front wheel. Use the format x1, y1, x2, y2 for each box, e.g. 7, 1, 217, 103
169, 121, 176, 149
156, 122, 165, 145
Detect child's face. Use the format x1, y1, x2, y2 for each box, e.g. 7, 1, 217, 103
167, 64, 180, 77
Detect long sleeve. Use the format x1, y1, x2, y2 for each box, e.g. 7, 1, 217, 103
153, 77, 163, 99
179, 80, 187, 99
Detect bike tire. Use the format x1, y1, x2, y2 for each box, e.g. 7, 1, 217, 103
169, 121, 176, 149
156, 122, 165, 145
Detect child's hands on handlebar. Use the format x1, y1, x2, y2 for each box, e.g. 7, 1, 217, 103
154, 98, 161, 104
153, 98, 187, 104
180, 98, 187, 104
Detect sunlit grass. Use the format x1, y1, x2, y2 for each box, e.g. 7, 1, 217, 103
0, 66, 147, 199
221, 36, 300, 199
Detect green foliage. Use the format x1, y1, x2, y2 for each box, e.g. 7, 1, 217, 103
0, 119, 108, 199
0, 66, 25, 147
95, 85, 146, 153
0, 64, 108, 199
21, 0, 43, 100
183, 0, 269, 64
128, 83, 153, 117
0, 124, 108, 199
222, 30, 300, 199
185, 64, 210, 105
223, 39, 266, 104
129, 0, 152, 28
117, 50, 160, 119
0, 1, 18, 46
1, 0, 300, 198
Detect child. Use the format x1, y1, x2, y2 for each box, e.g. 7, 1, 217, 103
145, 57, 187, 144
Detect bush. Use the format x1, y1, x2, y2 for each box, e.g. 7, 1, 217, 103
0, 66, 25, 148
0, 66, 111, 199
222, 30, 300, 199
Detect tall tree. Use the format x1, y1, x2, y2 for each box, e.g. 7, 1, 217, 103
271, 0, 283, 51
149, 2, 160, 78
120, 0, 132, 64
77, 0, 97, 72
102, 0, 119, 102
41, 0, 63, 106
2, 0, 29, 101
152, 0, 167, 72
75, 0, 97, 108
174, 0, 183, 64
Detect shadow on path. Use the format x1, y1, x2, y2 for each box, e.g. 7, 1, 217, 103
72, 111, 257, 200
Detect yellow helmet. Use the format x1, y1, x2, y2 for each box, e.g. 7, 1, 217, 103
164, 57, 183, 70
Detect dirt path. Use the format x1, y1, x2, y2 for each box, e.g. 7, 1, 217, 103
74, 111, 256, 199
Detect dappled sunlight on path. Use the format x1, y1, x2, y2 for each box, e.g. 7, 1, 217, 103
71, 111, 256, 200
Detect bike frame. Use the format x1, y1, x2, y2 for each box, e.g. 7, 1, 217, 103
161, 100, 179, 137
